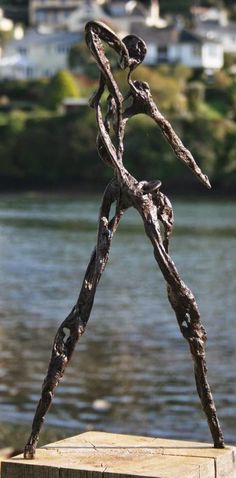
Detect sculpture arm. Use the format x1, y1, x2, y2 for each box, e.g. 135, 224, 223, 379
124, 78, 211, 189
148, 97, 211, 189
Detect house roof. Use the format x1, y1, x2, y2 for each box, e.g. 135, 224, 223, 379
131, 23, 178, 46
196, 21, 236, 35
131, 23, 221, 46
8, 29, 82, 48
178, 29, 205, 44
104, 1, 147, 19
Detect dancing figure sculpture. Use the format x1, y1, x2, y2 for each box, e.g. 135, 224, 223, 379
24, 22, 224, 459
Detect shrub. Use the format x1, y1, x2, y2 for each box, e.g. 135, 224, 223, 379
187, 81, 205, 112
46, 70, 80, 110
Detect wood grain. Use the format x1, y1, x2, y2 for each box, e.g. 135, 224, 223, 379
3, 432, 236, 478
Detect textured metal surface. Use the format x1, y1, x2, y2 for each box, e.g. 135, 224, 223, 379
24, 21, 224, 459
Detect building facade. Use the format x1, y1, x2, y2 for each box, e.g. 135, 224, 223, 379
0, 30, 82, 79
29, 0, 80, 30
131, 25, 224, 70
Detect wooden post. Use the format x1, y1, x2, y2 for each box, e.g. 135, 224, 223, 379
2, 431, 236, 478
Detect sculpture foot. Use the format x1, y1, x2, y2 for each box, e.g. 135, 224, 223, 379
214, 438, 225, 449
24, 444, 36, 459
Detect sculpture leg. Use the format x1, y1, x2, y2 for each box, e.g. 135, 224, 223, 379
24, 180, 124, 459
138, 199, 224, 448
167, 284, 224, 448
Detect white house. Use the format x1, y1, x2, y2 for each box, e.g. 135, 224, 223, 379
65, 1, 111, 33
0, 29, 82, 79
191, 5, 236, 57
29, 0, 169, 38
196, 22, 236, 56
170, 30, 223, 70
29, 0, 80, 30
65, 0, 148, 37
29, 0, 122, 31
131, 24, 224, 70
191, 6, 229, 27
100, 0, 167, 36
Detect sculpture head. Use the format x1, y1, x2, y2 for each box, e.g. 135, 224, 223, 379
122, 35, 147, 70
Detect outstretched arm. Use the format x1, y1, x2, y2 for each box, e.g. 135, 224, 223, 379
124, 77, 211, 189
148, 92, 211, 189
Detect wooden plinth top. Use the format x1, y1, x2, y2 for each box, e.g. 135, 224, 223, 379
2, 431, 236, 478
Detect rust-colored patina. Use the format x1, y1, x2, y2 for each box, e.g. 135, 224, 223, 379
24, 22, 224, 459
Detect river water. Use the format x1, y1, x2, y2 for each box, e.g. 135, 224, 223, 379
0, 194, 235, 448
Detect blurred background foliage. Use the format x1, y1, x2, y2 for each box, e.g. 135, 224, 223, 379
1, 53, 236, 194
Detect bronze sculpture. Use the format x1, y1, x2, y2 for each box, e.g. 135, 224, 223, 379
24, 21, 224, 459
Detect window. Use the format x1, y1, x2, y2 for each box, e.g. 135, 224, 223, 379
27, 67, 33, 78
158, 45, 168, 61
44, 69, 51, 77
36, 10, 46, 22
57, 44, 66, 53
206, 44, 217, 56
192, 45, 201, 57
18, 47, 27, 55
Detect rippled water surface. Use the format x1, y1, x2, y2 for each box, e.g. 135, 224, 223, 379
0, 194, 235, 447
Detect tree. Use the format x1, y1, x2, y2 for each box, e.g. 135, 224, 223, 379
187, 81, 205, 112
46, 70, 79, 110
227, 77, 236, 118
68, 43, 90, 71
159, 0, 191, 15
